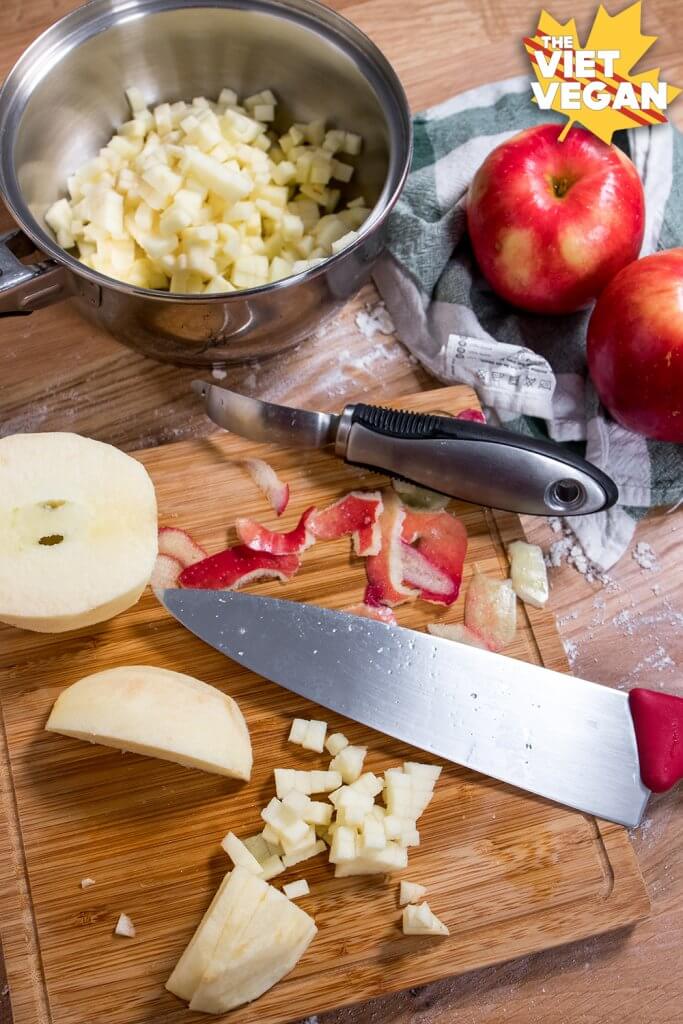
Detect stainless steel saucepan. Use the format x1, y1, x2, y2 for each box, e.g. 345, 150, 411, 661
0, 0, 412, 364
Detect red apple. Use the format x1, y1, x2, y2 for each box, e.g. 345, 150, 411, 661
466, 124, 645, 314
587, 249, 683, 442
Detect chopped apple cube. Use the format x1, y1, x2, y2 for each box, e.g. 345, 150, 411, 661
329, 826, 357, 864
303, 800, 333, 827
80, 877, 96, 889
115, 912, 136, 938
330, 745, 367, 784
350, 772, 385, 798
399, 881, 427, 906
281, 839, 326, 868
283, 879, 309, 900
260, 854, 286, 881
325, 732, 349, 756
303, 720, 327, 753
288, 718, 308, 745
402, 902, 449, 936
282, 789, 311, 817
508, 540, 549, 608
360, 815, 387, 851
309, 769, 342, 793
333, 842, 408, 877
221, 832, 263, 876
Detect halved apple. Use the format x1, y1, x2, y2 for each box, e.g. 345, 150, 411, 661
0, 432, 157, 632
46, 666, 252, 780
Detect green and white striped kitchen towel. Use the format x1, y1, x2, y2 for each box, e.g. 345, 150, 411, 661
375, 75, 683, 569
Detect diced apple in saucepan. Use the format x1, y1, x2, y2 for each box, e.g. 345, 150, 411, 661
45, 86, 371, 293
166, 865, 317, 1014
46, 665, 252, 780
507, 540, 549, 608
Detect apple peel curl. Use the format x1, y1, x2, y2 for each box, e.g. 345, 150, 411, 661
309, 491, 383, 556
179, 546, 301, 590
400, 508, 468, 606
238, 458, 290, 516
158, 526, 208, 566
150, 553, 183, 599
236, 507, 317, 555
364, 492, 418, 607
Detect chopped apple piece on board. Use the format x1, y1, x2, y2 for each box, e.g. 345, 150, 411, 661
115, 913, 136, 938
508, 540, 549, 608
402, 902, 449, 936
400, 881, 427, 906
187, 868, 317, 1014
221, 832, 264, 876
288, 718, 328, 753
464, 570, 517, 652
329, 744, 367, 783
167, 868, 269, 1002
427, 622, 488, 648
46, 665, 252, 781
283, 879, 310, 900
325, 732, 349, 756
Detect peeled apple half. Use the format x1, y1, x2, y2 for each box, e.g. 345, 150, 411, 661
46, 666, 252, 781
0, 432, 157, 632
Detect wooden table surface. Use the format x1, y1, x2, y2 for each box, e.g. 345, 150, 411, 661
1, 2, 682, 1023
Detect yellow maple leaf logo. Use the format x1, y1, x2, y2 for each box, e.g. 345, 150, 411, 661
524, 1, 681, 143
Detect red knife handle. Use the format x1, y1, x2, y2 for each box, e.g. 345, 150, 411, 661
629, 688, 683, 793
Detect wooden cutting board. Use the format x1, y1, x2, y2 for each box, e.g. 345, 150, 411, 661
0, 386, 649, 1024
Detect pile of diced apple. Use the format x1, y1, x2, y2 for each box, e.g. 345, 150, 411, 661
219, 720, 442, 885
45, 86, 370, 293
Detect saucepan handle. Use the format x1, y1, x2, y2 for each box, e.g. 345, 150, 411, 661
0, 228, 72, 317
629, 688, 683, 793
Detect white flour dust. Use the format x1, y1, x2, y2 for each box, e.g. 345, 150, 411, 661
544, 518, 617, 588
632, 540, 659, 571
354, 301, 395, 339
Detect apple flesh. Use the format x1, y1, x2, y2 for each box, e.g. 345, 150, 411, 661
46, 665, 253, 781
587, 249, 683, 442
0, 432, 157, 633
466, 124, 645, 314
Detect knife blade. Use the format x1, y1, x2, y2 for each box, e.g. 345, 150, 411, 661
192, 381, 618, 517
161, 588, 651, 827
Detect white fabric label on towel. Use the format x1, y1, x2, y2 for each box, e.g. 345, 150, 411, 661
443, 334, 556, 420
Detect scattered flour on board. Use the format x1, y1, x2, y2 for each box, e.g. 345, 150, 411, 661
562, 638, 579, 666
632, 541, 659, 571
354, 301, 395, 339
544, 518, 617, 588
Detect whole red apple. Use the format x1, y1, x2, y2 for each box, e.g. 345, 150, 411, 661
587, 249, 683, 442
466, 124, 645, 314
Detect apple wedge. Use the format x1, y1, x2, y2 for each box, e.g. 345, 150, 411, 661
166, 869, 268, 1002
189, 869, 317, 1013
46, 666, 252, 780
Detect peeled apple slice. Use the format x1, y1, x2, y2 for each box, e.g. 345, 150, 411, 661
46, 665, 252, 780
426, 622, 488, 648
167, 868, 268, 1002
464, 571, 517, 652
507, 540, 549, 608
0, 432, 157, 632
189, 868, 317, 1013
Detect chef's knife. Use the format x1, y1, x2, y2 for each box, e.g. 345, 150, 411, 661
192, 382, 617, 517
161, 589, 683, 828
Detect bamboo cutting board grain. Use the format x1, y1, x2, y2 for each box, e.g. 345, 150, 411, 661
0, 386, 649, 1024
